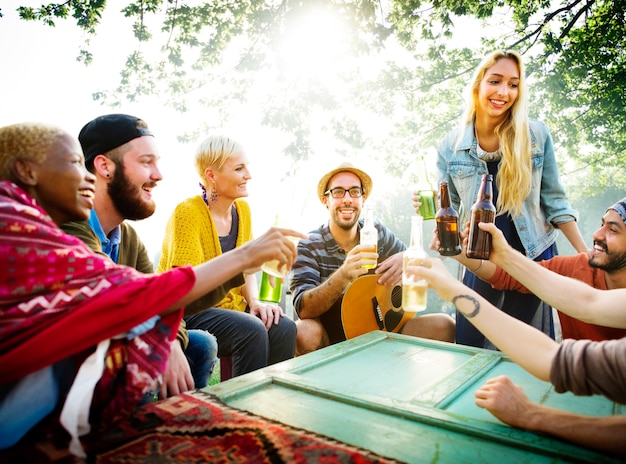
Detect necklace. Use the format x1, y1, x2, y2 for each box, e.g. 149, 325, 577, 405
474, 127, 502, 162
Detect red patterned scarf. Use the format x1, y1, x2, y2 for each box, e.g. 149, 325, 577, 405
0, 181, 195, 429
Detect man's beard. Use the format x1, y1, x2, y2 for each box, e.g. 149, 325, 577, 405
108, 165, 156, 221
331, 208, 359, 231
588, 241, 626, 273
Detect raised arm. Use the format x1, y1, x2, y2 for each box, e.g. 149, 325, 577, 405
165, 227, 306, 312
428, 221, 499, 281
407, 258, 558, 381
482, 222, 626, 328
429, 220, 626, 328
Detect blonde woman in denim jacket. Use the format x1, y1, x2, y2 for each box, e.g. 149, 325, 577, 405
436, 50, 588, 349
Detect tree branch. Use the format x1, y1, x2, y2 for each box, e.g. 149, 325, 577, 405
560, 0, 595, 39
506, 0, 588, 50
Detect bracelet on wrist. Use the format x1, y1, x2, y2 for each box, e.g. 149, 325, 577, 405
472, 259, 483, 273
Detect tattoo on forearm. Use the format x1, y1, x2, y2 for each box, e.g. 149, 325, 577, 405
451, 294, 481, 318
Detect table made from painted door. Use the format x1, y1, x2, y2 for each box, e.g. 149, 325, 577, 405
207, 331, 622, 463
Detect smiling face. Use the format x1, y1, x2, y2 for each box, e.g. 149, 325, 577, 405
476, 57, 520, 122
32, 133, 96, 225
212, 151, 251, 201
323, 171, 364, 231
589, 210, 626, 273
108, 136, 162, 220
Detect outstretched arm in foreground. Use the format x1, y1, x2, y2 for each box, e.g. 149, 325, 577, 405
482, 222, 626, 329
475, 375, 626, 457
408, 260, 626, 457
165, 227, 306, 313
406, 258, 558, 381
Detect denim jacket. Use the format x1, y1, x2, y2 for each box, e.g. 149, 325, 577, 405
437, 120, 578, 258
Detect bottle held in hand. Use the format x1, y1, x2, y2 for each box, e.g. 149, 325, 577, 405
466, 174, 496, 260
360, 208, 378, 269
435, 181, 462, 256
415, 155, 436, 220
402, 215, 428, 312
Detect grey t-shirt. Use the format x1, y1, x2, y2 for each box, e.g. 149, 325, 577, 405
550, 337, 626, 404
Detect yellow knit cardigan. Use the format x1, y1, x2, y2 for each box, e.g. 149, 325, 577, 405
158, 195, 252, 312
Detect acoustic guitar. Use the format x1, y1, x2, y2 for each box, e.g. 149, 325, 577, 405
340, 274, 417, 340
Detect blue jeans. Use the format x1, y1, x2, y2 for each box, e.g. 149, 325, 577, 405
185, 329, 218, 389
185, 307, 296, 377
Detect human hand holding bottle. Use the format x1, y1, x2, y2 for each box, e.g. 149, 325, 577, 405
411, 190, 438, 217
360, 208, 378, 269
413, 155, 437, 220
402, 215, 429, 312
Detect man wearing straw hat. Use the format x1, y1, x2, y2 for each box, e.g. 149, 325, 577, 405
290, 162, 455, 355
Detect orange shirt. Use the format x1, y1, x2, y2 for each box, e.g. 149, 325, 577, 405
488, 253, 626, 341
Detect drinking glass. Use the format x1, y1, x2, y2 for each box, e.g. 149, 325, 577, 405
260, 215, 302, 278
258, 271, 283, 303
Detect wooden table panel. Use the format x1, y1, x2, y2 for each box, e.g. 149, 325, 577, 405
207, 331, 621, 463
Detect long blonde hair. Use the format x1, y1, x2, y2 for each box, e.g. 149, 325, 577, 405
194, 135, 244, 186
461, 50, 531, 217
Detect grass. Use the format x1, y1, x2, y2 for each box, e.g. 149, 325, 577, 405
208, 359, 222, 386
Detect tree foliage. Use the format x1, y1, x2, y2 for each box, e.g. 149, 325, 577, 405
9, 0, 625, 195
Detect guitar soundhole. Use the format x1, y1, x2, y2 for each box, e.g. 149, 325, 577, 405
391, 286, 402, 309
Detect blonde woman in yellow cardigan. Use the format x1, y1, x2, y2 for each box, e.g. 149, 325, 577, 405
158, 135, 297, 376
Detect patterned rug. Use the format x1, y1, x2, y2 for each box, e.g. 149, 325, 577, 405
1, 391, 399, 463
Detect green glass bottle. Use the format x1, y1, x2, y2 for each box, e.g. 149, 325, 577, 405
415, 155, 436, 220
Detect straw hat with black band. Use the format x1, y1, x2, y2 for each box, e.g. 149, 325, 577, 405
317, 162, 373, 203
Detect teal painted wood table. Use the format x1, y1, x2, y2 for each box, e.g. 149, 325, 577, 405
206, 331, 623, 463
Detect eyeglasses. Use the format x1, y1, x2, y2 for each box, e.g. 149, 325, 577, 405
324, 187, 364, 198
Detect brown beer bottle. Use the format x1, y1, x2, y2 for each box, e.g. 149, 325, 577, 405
466, 174, 496, 260
435, 181, 462, 256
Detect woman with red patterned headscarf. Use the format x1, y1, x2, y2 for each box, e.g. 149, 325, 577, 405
0, 122, 304, 456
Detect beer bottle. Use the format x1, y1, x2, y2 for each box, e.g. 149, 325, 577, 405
466, 174, 497, 260
414, 155, 436, 220
435, 181, 462, 256
402, 215, 428, 312
360, 208, 378, 269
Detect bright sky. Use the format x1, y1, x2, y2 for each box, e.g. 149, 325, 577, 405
1, 2, 363, 258
2, 3, 493, 260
